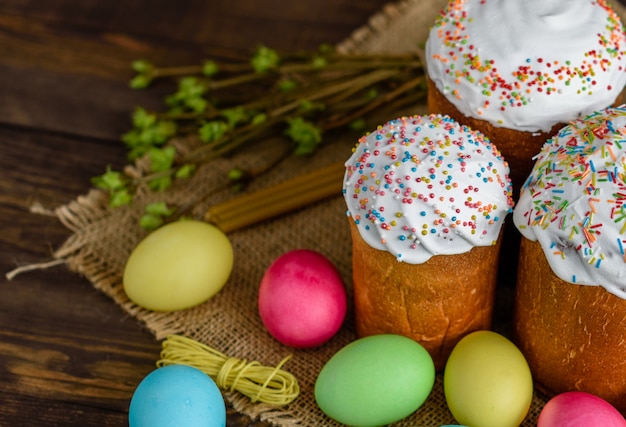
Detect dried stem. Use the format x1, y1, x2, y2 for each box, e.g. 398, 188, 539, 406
102, 46, 427, 229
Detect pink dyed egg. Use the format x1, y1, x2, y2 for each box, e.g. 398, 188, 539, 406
258, 249, 347, 348
538, 391, 626, 427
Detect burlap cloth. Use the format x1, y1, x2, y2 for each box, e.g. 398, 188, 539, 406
24, 0, 626, 425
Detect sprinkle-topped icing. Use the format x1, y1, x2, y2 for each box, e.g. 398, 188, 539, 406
514, 106, 626, 298
425, 0, 626, 133
343, 114, 514, 264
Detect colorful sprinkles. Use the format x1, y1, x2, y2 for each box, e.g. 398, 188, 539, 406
343, 114, 514, 264
426, 0, 626, 131
514, 107, 626, 298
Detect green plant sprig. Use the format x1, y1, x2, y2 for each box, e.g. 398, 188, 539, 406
93, 44, 426, 229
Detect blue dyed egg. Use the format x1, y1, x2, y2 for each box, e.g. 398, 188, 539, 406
129, 364, 226, 427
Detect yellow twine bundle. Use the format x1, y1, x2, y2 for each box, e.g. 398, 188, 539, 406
157, 335, 300, 406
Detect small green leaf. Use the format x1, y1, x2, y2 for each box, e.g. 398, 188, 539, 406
251, 45, 280, 73
121, 129, 140, 147
251, 113, 267, 125
227, 168, 246, 181
222, 106, 248, 127
137, 127, 160, 145
131, 60, 153, 74
299, 100, 314, 112
149, 146, 176, 172
145, 201, 175, 217
157, 120, 177, 141
130, 74, 152, 89
124, 108, 175, 156
284, 117, 322, 156
147, 176, 172, 192
311, 56, 327, 69
187, 97, 208, 114
179, 77, 206, 98
202, 60, 219, 76
140, 202, 176, 229
175, 164, 196, 179
109, 188, 133, 207
127, 143, 152, 161
132, 107, 157, 129
199, 121, 230, 143
166, 77, 208, 114
278, 79, 296, 92
92, 167, 127, 191
139, 213, 163, 230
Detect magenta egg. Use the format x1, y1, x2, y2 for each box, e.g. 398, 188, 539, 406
538, 391, 626, 427
258, 249, 347, 348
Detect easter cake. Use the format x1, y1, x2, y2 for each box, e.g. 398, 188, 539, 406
513, 106, 626, 412
342, 113, 514, 370
425, 0, 626, 190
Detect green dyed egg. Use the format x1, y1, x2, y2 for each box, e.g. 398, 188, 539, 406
314, 334, 435, 427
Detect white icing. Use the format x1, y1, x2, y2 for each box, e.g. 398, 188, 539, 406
343, 114, 514, 264
514, 106, 626, 298
426, 0, 626, 133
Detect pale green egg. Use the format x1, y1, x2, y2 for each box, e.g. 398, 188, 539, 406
123, 220, 233, 312
443, 331, 533, 427
314, 334, 435, 427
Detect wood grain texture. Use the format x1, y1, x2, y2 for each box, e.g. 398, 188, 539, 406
0, 0, 385, 51
0, 1, 389, 425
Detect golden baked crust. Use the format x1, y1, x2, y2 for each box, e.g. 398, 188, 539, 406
514, 238, 626, 413
427, 78, 561, 194
349, 219, 500, 371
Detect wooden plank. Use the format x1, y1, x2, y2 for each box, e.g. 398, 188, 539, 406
0, 393, 129, 426
0, 127, 156, 412
0, 128, 124, 199
0, 14, 195, 140
0, 0, 388, 51
0, 0, 389, 139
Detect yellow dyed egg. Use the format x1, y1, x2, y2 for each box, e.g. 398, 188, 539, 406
443, 331, 533, 427
123, 220, 233, 311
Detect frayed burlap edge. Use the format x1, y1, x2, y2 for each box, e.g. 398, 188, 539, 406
336, 0, 443, 55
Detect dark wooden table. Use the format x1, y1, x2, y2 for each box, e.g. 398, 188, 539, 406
0, 1, 389, 425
